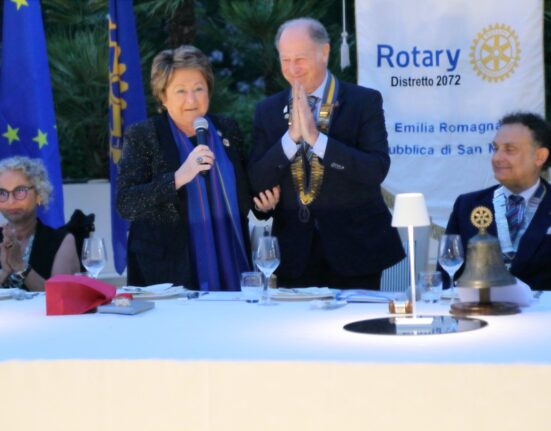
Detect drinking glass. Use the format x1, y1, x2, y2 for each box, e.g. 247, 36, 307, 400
418, 271, 443, 303
251, 224, 271, 265
240, 271, 263, 303
254, 236, 280, 306
82, 238, 107, 278
438, 235, 464, 300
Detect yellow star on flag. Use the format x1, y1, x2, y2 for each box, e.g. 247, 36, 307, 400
32, 129, 48, 149
2, 125, 20, 144
11, 0, 29, 11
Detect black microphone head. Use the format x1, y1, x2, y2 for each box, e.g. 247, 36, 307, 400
193, 117, 208, 132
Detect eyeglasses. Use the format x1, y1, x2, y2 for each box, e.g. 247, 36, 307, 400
0, 186, 35, 202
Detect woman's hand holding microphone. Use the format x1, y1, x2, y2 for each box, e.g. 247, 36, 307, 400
174, 144, 215, 189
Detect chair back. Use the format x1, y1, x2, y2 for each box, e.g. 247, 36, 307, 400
380, 225, 430, 292
62, 209, 95, 271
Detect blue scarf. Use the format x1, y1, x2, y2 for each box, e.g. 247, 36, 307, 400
168, 115, 250, 291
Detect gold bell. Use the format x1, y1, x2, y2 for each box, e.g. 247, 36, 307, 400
451, 207, 519, 316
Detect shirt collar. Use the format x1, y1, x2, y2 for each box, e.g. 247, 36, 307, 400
503, 178, 541, 202
309, 71, 329, 100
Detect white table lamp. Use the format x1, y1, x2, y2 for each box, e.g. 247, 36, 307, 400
391, 193, 430, 319
344, 192, 485, 336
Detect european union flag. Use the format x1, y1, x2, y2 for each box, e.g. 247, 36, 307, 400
0, 0, 64, 227
109, 0, 147, 274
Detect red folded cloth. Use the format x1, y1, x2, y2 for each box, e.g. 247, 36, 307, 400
45, 274, 116, 315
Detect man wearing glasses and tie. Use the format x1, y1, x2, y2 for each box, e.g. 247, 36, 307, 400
445, 112, 551, 291
248, 17, 404, 289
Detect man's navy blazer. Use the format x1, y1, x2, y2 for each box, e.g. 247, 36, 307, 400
248, 80, 404, 278
446, 178, 551, 290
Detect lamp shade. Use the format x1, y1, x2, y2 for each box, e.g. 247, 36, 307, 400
391, 193, 430, 227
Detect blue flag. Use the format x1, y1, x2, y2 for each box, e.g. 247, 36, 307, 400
109, 0, 147, 274
0, 0, 64, 227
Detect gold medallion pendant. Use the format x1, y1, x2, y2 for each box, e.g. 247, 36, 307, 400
289, 75, 338, 223
290, 154, 325, 223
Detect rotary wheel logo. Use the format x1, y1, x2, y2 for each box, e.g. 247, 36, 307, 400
470, 206, 493, 231
470, 24, 520, 82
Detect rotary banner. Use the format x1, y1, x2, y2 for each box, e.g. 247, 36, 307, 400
108, 0, 147, 274
356, 0, 544, 226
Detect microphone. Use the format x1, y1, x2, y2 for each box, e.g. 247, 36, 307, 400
193, 116, 209, 147
193, 117, 209, 175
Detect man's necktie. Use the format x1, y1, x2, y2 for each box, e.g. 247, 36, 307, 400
307, 94, 318, 114
299, 95, 318, 148
506, 194, 525, 242
299, 95, 319, 187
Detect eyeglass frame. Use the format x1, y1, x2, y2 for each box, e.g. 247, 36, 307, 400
0, 185, 35, 202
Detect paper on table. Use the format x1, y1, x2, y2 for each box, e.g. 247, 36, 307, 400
310, 299, 347, 310
119, 284, 186, 300
0, 288, 18, 299
121, 283, 173, 294
336, 290, 399, 303
456, 278, 533, 307
271, 287, 336, 301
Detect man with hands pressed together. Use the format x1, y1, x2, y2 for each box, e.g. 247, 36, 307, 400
248, 18, 404, 289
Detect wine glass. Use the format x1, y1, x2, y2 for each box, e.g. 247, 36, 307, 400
254, 236, 280, 306
251, 224, 271, 265
81, 238, 107, 278
438, 234, 464, 300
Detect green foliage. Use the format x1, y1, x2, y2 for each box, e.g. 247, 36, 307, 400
43, 0, 156, 180
133, 0, 182, 17
43, 0, 110, 179
42, 0, 106, 28
208, 74, 265, 153
47, 28, 109, 179
215, 0, 341, 94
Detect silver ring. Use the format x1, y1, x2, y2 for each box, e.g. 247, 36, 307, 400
196, 156, 203, 165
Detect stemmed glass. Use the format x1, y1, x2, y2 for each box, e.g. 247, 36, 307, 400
254, 236, 280, 306
81, 238, 107, 278
251, 224, 271, 265
438, 234, 464, 300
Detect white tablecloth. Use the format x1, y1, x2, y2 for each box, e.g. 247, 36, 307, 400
1, 292, 550, 430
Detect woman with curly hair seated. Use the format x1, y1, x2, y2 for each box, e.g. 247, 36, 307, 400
0, 156, 80, 291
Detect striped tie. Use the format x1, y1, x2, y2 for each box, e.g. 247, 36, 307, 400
298, 95, 319, 186
295, 95, 318, 151
506, 194, 525, 242
307, 95, 318, 113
